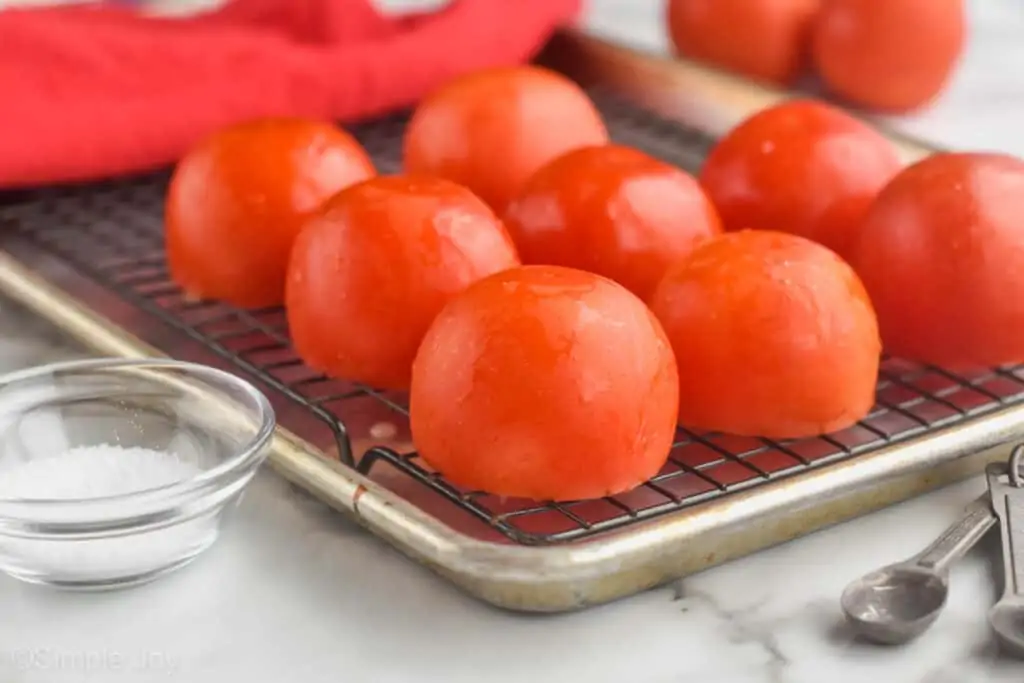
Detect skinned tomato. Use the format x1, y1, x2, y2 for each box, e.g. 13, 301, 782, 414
848, 152, 1024, 368
648, 230, 880, 439
699, 99, 902, 259
812, 0, 966, 112
402, 66, 608, 213
166, 118, 376, 309
285, 175, 520, 391
410, 265, 679, 502
503, 144, 721, 301
666, 0, 820, 85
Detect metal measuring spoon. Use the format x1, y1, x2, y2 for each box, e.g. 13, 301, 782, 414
840, 491, 997, 644
986, 451, 1024, 658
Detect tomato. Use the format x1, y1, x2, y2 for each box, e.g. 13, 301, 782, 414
410, 265, 679, 501
648, 230, 880, 438
402, 66, 609, 213
166, 118, 376, 309
666, 0, 820, 85
503, 144, 721, 301
285, 175, 520, 391
812, 0, 966, 112
699, 99, 901, 259
848, 153, 1024, 368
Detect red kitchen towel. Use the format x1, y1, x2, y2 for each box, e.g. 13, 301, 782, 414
0, 0, 582, 188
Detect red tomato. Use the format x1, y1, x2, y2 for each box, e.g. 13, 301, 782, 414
503, 144, 721, 301
410, 265, 679, 501
402, 66, 608, 213
648, 231, 880, 438
285, 175, 520, 390
166, 118, 376, 309
699, 99, 901, 259
666, 0, 820, 85
848, 153, 1024, 368
812, 0, 966, 112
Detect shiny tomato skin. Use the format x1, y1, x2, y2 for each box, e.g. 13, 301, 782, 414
848, 153, 1024, 368
699, 99, 902, 259
402, 66, 609, 213
666, 0, 820, 85
503, 144, 722, 301
648, 230, 880, 439
166, 118, 376, 309
285, 175, 520, 391
410, 265, 679, 501
812, 0, 965, 112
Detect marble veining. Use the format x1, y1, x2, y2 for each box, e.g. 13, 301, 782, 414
2, 1, 1024, 681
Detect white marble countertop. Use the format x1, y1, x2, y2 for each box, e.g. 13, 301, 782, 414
3, 1, 1024, 682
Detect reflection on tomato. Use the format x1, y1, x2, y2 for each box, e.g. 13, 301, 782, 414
849, 152, 1024, 368
503, 144, 721, 301
285, 175, 520, 391
410, 265, 679, 501
166, 118, 376, 308
667, 0, 820, 85
699, 99, 901, 260
812, 0, 966, 112
648, 230, 880, 439
403, 66, 608, 213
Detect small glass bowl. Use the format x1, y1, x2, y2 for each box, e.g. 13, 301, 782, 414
0, 358, 274, 589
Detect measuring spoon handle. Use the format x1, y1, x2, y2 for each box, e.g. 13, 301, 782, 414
988, 463, 1024, 601
913, 493, 997, 573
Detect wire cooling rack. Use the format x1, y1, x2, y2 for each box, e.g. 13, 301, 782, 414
4, 92, 1024, 547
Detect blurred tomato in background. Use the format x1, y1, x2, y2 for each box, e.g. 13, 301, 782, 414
666, 0, 820, 85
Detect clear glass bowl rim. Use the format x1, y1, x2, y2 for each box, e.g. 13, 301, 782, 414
0, 357, 275, 524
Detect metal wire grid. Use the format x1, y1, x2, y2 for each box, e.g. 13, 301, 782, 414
4, 94, 1024, 546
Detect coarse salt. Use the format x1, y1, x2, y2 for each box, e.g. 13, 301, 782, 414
0, 445, 221, 583
0, 445, 202, 501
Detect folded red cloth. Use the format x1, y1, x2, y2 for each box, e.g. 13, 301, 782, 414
0, 0, 581, 188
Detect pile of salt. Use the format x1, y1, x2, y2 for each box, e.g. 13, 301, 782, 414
0, 445, 218, 581
0, 445, 202, 500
